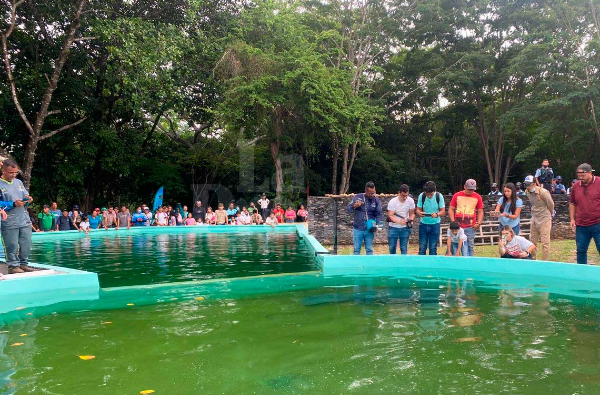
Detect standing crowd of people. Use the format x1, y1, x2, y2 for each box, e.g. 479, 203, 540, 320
348, 161, 600, 265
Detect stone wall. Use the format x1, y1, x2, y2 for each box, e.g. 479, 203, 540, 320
308, 194, 573, 245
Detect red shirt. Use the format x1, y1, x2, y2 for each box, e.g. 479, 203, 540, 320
273, 208, 285, 223
570, 176, 600, 226
450, 191, 484, 228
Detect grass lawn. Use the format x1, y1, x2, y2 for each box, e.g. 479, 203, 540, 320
325, 239, 600, 265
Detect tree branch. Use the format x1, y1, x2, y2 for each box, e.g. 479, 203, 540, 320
39, 116, 88, 141
1, 0, 35, 135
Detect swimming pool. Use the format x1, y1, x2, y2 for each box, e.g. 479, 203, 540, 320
2, 226, 600, 394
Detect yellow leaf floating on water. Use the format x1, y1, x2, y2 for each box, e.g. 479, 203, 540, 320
101, 321, 112, 325
127, 303, 134, 306
78, 355, 96, 360
140, 390, 155, 394
10, 343, 23, 346
19, 334, 27, 337
195, 297, 204, 301
453, 337, 483, 343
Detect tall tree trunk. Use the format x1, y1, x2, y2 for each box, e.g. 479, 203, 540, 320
473, 91, 494, 186
341, 141, 358, 194
331, 135, 339, 195
271, 105, 284, 202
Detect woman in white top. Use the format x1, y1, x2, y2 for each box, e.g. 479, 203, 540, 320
498, 225, 536, 259
387, 184, 415, 254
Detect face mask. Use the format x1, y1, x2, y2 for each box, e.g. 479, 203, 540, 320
137, 210, 142, 213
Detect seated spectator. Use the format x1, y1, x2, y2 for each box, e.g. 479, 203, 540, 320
70, 206, 83, 230
297, 205, 308, 222
205, 207, 216, 225
446, 221, 467, 256
37, 204, 56, 232
79, 216, 90, 234
488, 183, 502, 196
515, 182, 525, 196
57, 209, 77, 231
29, 208, 40, 233
266, 212, 278, 227
184, 213, 196, 225
251, 210, 263, 225
273, 204, 284, 223
552, 176, 566, 194
143, 207, 152, 226
155, 207, 168, 226
103, 207, 117, 229
498, 225, 536, 259
116, 206, 131, 229
226, 203, 238, 224
567, 179, 576, 195
88, 210, 102, 229
192, 201, 205, 223
215, 203, 228, 225
132, 207, 146, 226
285, 206, 296, 223
248, 202, 257, 215
168, 211, 177, 226
240, 209, 252, 225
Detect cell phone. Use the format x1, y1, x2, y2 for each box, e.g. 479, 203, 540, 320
21, 197, 29, 202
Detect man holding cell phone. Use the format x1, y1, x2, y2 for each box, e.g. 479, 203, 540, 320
0, 159, 35, 274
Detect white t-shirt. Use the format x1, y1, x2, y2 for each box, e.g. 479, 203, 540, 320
504, 235, 533, 257
156, 212, 168, 225
266, 217, 277, 225
80, 222, 90, 231
240, 213, 251, 225
259, 198, 270, 209
447, 227, 467, 244
387, 196, 415, 228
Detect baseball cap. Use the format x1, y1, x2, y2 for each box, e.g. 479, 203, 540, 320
516, 182, 522, 186
577, 163, 595, 173
491, 183, 498, 187
555, 176, 562, 181
524, 175, 535, 185
465, 179, 477, 190
101, 207, 107, 211
94, 207, 100, 211
73, 204, 79, 209
43, 204, 50, 208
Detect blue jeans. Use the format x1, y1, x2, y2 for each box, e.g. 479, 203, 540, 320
463, 227, 476, 256
575, 223, 600, 265
388, 226, 412, 254
451, 242, 468, 256
418, 223, 440, 255
353, 228, 375, 255
498, 224, 520, 235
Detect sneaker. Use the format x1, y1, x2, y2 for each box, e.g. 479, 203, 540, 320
19, 265, 35, 272
8, 267, 24, 274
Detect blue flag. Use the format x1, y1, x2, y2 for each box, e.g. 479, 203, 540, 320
152, 186, 164, 213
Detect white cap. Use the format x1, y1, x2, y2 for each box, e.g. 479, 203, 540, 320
524, 175, 535, 184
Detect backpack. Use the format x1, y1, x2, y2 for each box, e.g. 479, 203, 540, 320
419, 192, 442, 209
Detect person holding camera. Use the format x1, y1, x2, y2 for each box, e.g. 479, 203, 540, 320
387, 184, 415, 254
347, 181, 383, 255
416, 181, 446, 255
498, 225, 536, 259
0, 159, 35, 274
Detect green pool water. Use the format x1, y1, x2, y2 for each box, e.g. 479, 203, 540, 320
29, 231, 316, 287
2, 276, 600, 394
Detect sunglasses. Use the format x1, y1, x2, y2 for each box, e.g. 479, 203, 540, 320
577, 171, 589, 175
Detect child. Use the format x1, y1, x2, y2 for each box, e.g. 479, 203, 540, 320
215, 203, 228, 225
446, 221, 467, 257
79, 216, 91, 235
205, 207, 216, 225
234, 211, 243, 225
168, 212, 177, 226
284, 206, 296, 223
251, 211, 262, 225
266, 213, 278, 228
184, 213, 196, 226
155, 207, 168, 226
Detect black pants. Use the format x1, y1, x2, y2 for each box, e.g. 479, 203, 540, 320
261, 208, 269, 221
501, 253, 532, 260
